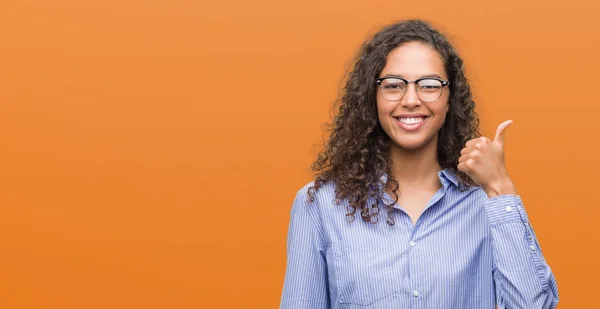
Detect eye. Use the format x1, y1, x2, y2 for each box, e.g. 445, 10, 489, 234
417, 79, 443, 91
381, 79, 407, 91
384, 83, 403, 89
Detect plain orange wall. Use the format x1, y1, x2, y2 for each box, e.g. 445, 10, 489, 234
1, 0, 599, 308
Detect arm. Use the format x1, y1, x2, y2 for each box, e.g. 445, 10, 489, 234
280, 191, 330, 309
457, 121, 559, 308
484, 195, 559, 309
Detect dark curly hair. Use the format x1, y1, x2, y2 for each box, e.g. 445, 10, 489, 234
307, 19, 480, 225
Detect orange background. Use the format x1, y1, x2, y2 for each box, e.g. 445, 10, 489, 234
1, 0, 598, 308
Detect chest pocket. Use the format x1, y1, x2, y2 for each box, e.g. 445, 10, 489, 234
332, 240, 400, 306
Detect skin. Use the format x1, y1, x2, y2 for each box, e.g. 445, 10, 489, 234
376, 42, 450, 155
377, 42, 517, 224
458, 120, 518, 198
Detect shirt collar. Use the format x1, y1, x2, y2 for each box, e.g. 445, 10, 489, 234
439, 168, 460, 188
378, 168, 460, 190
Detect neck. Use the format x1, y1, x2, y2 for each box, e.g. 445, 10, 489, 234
387, 138, 442, 188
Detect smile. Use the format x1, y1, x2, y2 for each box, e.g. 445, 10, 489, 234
398, 117, 425, 124
393, 116, 428, 131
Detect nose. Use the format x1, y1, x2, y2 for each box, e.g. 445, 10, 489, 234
401, 83, 421, 109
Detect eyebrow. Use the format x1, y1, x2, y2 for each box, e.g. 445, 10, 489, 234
381, 73, 444, 79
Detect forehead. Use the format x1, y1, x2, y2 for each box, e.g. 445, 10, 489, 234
379, 42, 447, 79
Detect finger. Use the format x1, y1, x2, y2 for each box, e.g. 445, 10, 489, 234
457, 161, 466, 173
465, 136, 489, 148
465, 138, 479, 148
457, 158, 474, 174
460, 149, 481, 164
493, 120, 513, 148
462, 140, 478, 154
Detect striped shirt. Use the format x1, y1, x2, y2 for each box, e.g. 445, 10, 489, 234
280, 169, 559, 309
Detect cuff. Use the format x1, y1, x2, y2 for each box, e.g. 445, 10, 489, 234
483, 194, 525, 225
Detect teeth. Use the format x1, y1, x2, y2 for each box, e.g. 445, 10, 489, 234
398, 117, 424, 124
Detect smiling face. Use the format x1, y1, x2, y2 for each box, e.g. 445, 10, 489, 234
376, 41, 450, 152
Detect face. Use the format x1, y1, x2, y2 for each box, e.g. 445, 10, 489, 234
376, 41, 450, 152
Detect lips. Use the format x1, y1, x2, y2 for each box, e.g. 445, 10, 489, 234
393, 115, 429, 131
397, 117, 425, 125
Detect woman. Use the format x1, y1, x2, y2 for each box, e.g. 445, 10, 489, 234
279, 20, 559, 308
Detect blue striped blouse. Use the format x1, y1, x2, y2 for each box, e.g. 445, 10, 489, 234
280, 169, 559, 309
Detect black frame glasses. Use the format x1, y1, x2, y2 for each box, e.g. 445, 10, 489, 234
375, 76, 450, 103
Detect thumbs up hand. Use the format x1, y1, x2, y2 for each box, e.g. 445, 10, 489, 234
457, 120, 518, 198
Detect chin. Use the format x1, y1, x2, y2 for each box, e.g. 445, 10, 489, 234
390, 134, 436, 151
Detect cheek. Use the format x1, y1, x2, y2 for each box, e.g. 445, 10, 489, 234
376, 95, 394, 117
376, 99, 386, 120
436, 104, 448, 118
426, 100, 449, 128
435, 94, 450, 116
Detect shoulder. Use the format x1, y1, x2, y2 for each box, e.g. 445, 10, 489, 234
457, 185, 488, 202
288, 180, 340, 225
466, 186, 487, 198
293, 179, 337, 206
444, 180, 488, 208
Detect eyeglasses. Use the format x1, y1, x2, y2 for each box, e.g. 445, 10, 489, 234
375, 76, 449, 103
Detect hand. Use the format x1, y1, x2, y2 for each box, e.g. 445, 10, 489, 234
457, 120, 518, 198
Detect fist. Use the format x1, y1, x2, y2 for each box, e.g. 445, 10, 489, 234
457, 120, 517, 197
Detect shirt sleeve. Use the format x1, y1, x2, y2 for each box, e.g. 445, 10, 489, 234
280, 190, 331, 309
483, 195, 559, 309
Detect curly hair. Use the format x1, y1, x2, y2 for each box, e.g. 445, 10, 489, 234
307, 19, 480, 225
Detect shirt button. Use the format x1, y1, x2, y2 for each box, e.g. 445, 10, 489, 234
413, 290, 420, 297
505, 206, 513, 212
529, 245, 536, 251
409, 241, 416, 247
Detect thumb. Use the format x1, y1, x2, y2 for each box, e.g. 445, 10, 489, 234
493, 120, 513, 148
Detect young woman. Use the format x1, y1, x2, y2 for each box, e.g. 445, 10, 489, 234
279, 20, 559, 308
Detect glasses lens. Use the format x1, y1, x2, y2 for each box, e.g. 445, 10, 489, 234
416, 79, 443, 102
380, 78, 407, 101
